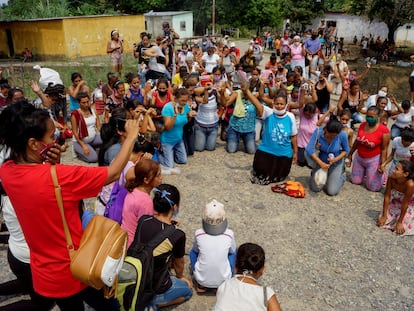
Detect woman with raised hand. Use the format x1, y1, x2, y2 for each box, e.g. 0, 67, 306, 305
160, 88, 197, 174
0, 100, 140, 310
250, 86, 298, 185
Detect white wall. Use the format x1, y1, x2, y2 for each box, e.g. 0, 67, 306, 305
395, 24, 414, 46
310, 13, 414, 46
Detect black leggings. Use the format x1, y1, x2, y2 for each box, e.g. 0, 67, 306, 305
0, 249, 55, 311
54, 287, 119, 311
0, 250, 119, 311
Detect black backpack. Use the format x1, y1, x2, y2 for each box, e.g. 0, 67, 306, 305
117, 216, 175, 311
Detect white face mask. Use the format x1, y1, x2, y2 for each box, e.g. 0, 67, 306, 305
294, 42, 300, 46
378, 90, 387, 97
273, 108, 287, 116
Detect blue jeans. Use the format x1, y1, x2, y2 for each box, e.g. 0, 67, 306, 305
309, 160, 345, 196
73, 134, 102, 163
226, 126, 256, 154
189, 249, 236, 276
391, 124, 403, 140
151, 276, 192, 306
159, 140, 187, 168
194, 123, 218, 151
352, 112, 364, 124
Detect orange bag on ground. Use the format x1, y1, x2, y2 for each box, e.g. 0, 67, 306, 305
271, 181, 306, 198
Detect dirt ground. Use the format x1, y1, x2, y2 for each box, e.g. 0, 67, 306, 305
0, 40, 414, 311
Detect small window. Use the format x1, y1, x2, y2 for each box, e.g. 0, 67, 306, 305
180, 21, 186, 31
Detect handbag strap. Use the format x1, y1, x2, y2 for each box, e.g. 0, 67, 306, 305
263, 286, 268, 308
50, 165, 75, 257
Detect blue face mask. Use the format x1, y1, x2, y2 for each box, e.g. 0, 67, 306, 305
172, 209, 179, 218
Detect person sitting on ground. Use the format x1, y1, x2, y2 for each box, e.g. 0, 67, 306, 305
377, 160, 414, 235
70, 92, 102, 163
104, 80, 128, 123
213, 242, 281, 311
346, 106, 390, 192
250, 88, 298, 185
390, 99, 414, 139
68, 72, 91, 112
122, 158, 162, 248
95, 136, 155, 216
190, 199, 236, 293
305, 115, 349, 196
159, 88, 197, 174
129, 184, 193, 309
384, 128, 414, 175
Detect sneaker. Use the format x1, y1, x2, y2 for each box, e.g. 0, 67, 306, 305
161, 166, 181, 175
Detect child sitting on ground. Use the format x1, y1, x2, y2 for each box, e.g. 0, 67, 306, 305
190, 199, 236, 292
213, 242, 281, 311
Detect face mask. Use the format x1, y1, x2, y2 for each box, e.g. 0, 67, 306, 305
38, 139, 57, 160
172, 209, 179, 218
311, 35, 317, 40
337, 57, 342, 62
378, 90, 387, 97
213, 76, 221, 83
366, 116, 378, 126
158, 90, 167, 96
294, 42, 300, 46
274, 108, 286, 116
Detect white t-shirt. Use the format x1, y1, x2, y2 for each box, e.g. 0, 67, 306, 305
392, 137, 414, 161
364, 94, 392, 112
2, 196, 30, 263
394, 107, 414, 128
213, 276, 275, 311
192, 228, 236, 288
202, 53, 220, 73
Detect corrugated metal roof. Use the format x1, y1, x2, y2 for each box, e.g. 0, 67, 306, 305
144, 11, 192, 17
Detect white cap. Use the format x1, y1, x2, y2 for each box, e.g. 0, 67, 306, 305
230, 42, 236, 48
202, 199, 227, 235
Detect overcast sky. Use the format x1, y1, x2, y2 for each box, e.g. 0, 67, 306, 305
0, 0, 7, 5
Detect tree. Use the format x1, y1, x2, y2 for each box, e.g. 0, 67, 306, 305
243, 0, 282, 32
349, 0, 414, 43
281, 0, 325, 32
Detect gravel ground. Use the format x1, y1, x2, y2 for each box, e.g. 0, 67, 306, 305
1, 138, 412, 311
1, 41, 413, 310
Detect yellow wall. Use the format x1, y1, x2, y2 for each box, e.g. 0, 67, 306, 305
0, 20, 66, 58
63, 15, 145, 58
0, 15, 145, 59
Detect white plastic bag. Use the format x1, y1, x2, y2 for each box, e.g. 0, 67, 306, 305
33, 65, 63, 90
314, 168, 327, 187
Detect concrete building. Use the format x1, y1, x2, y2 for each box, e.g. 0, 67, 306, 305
310, 12, 414, 46
0, 14, 145, 59
144, 11, 193, 39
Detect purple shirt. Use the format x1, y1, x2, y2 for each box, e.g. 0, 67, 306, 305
304, 38, 321, 54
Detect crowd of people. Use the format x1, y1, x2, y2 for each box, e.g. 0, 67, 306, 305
0, 23, 414, 310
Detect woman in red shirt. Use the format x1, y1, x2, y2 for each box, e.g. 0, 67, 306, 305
347, 106, 390, 191
0, 101, 140, 310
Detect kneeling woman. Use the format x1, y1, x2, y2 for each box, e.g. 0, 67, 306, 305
305, 117, 350, 196
250, 89, 298, 184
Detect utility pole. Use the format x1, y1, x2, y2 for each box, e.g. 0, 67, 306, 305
212, 0, 215, 35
